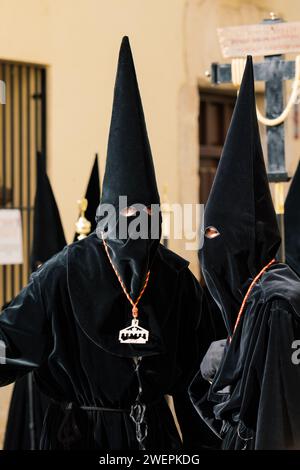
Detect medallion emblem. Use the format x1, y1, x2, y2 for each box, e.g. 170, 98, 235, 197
119, 318, 149, 344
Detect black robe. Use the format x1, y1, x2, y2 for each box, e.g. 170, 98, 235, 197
190, 263, 300, 449
4, 152, 66, 450
0, 232, 213, 450
3, 373, 49, 449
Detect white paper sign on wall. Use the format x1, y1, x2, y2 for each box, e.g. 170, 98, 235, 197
0, 209, 23, 265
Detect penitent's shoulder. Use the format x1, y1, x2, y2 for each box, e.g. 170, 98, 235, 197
155, 244, 201, 299
67, 233, 191, 274
33, 233, 196, 290
156, 243, 190, 272
32, 232, 102, 281
255, 263, 300, 318
31, 245, 69, 286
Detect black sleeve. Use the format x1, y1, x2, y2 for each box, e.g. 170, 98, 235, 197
251, 299, 300, 449
0, 271, 51, 386
202, 286, 228, 341
172, 268, 220, 449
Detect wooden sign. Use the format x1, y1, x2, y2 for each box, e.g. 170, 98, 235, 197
218, 22, 300, 58
0, 209, 23, 265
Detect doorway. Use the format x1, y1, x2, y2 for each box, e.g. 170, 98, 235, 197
199, 89, 236, 204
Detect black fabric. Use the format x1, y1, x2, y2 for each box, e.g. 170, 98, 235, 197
200, 56, 281, 335
31, 152, 66, 271
73, 155, 101, 242
191, 264, 300, 449
200, 339, 226, 383
190, 57, 300, 449
220, 422, 254, 450
100, 37, 160, 211
202, 286, 228, 341
285, 161, 300, 276
96, 37, 161, 300
3, 374, 49, 450
0, 233, 215, 449
4, 152, 67, 450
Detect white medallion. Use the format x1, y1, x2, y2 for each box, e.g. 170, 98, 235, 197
119, 318, 149, 344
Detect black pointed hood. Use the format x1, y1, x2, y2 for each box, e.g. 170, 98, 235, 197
31, 152, 66, 271
285, 161, 300, 277
86, 155, 101, 231
100, 36, 160, 209
200, 56, 281, 334
74, 155, 101, 241
96, 37, 161, 300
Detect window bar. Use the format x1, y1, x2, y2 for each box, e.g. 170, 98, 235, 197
18, 65, 23, 291
2, 63, 7, 304
41, 68, 46, 160
26, 66, 31, 280
10, 64, 15, 298
35, 68, 38, 154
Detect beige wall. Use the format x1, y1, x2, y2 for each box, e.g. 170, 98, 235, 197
0, 0, 186, 247
1, 0, 300, 448
0, 0, 299, 269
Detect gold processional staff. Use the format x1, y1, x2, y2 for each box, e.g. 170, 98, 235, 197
75, 198, 91, 240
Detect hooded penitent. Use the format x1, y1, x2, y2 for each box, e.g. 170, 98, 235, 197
190, 57, 300, 450
31, 152, 67, 270
0, 36, 217, 451
285, 161, 300, 277
200, 56, 281, 335
4, 151, 66, 450
73, 154, 101, 242
96, 36, 161, 299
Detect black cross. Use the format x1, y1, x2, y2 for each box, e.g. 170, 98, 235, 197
207, 16, 299, 261
209, 16, 295, 183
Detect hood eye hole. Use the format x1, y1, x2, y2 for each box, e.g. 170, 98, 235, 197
120, 206, 138, 217
205, 226, 220, 239
120, 206, 152, 217
143, 206, 152, 215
